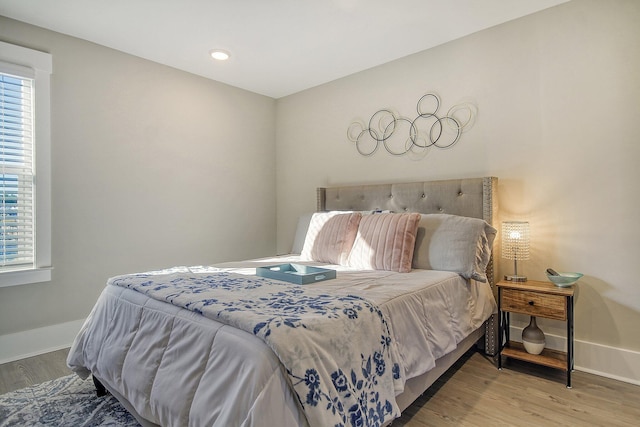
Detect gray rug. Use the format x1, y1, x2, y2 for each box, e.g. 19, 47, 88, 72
0, 375, 140, 426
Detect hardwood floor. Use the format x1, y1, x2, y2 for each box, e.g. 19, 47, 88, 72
1, 348, 638, 426
0, 348, 71, 395
395, 351, 640, 426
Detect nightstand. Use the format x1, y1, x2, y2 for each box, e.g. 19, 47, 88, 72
497, 280, 575, 387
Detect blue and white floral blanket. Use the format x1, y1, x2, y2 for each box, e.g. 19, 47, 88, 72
109, 266, 403, 427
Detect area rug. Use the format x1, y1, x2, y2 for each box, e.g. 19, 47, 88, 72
0, 375, 140, 426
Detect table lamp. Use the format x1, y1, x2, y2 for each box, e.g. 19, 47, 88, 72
502, 221, 530, 282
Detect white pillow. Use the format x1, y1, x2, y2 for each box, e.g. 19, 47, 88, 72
300, 212, 362, 264
291, 212, 314, 254
412, 214, 496, 282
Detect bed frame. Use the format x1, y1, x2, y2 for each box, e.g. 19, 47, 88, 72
317, 176, 499, 411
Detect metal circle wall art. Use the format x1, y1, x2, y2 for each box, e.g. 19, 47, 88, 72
347, 93, 477, 158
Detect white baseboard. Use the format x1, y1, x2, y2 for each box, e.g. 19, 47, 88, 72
2, 320, 638, 387
573, 340, 640, 386
509, 325, 640, 386
0, 319, 85, 365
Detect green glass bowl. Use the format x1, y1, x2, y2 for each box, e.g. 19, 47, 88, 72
546, 272, 583, 287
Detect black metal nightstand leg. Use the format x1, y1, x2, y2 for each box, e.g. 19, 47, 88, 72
497, 287, 503, 369
567, 294, 574, 388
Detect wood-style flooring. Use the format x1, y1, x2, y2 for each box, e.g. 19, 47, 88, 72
0, 348, 71, 395
1, 348, 638, 426
395, 351, 640, 426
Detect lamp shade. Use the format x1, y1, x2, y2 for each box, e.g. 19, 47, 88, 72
502, 221, 530, 261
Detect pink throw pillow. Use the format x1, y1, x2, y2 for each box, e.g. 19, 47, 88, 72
347, 213, 421, 273
300, 212, 362, 264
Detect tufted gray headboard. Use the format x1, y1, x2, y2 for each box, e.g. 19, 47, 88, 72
317, 176, 499, 355
318, 177, 495, 223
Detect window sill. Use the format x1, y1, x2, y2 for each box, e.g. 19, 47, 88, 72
0, 267, 52, 288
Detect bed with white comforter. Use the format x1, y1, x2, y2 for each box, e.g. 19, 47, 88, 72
67, 256, 495, 426
67, 177, 500, 427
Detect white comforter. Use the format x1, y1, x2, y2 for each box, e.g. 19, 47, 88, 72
107, 267, 402, 427
67, 255, 496, 427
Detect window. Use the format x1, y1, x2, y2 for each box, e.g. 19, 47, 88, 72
0, 73, 33, 269
0, 42, 52, 287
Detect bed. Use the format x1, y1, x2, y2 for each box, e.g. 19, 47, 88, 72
67, 176, 499, 427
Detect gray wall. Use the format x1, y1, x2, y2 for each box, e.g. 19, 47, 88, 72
0, 17, 277, 335
275, 0, 640, 364
1, 0, 639, 381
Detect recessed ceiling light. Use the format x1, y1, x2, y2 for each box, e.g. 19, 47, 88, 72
210, 49, 230, 61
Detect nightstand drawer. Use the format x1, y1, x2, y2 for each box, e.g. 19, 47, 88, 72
501, 288, 566, 320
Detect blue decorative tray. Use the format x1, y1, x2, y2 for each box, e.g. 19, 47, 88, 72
256, 263, 336, 285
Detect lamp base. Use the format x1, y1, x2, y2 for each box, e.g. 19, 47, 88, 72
504, 275, 527, 282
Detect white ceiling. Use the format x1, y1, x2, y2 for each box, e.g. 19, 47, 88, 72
0, 0, 568, 98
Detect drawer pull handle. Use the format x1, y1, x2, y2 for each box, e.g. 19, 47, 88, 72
528, 301, 535, 306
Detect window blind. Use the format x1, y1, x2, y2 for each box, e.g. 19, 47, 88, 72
0, 70, 34, 271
